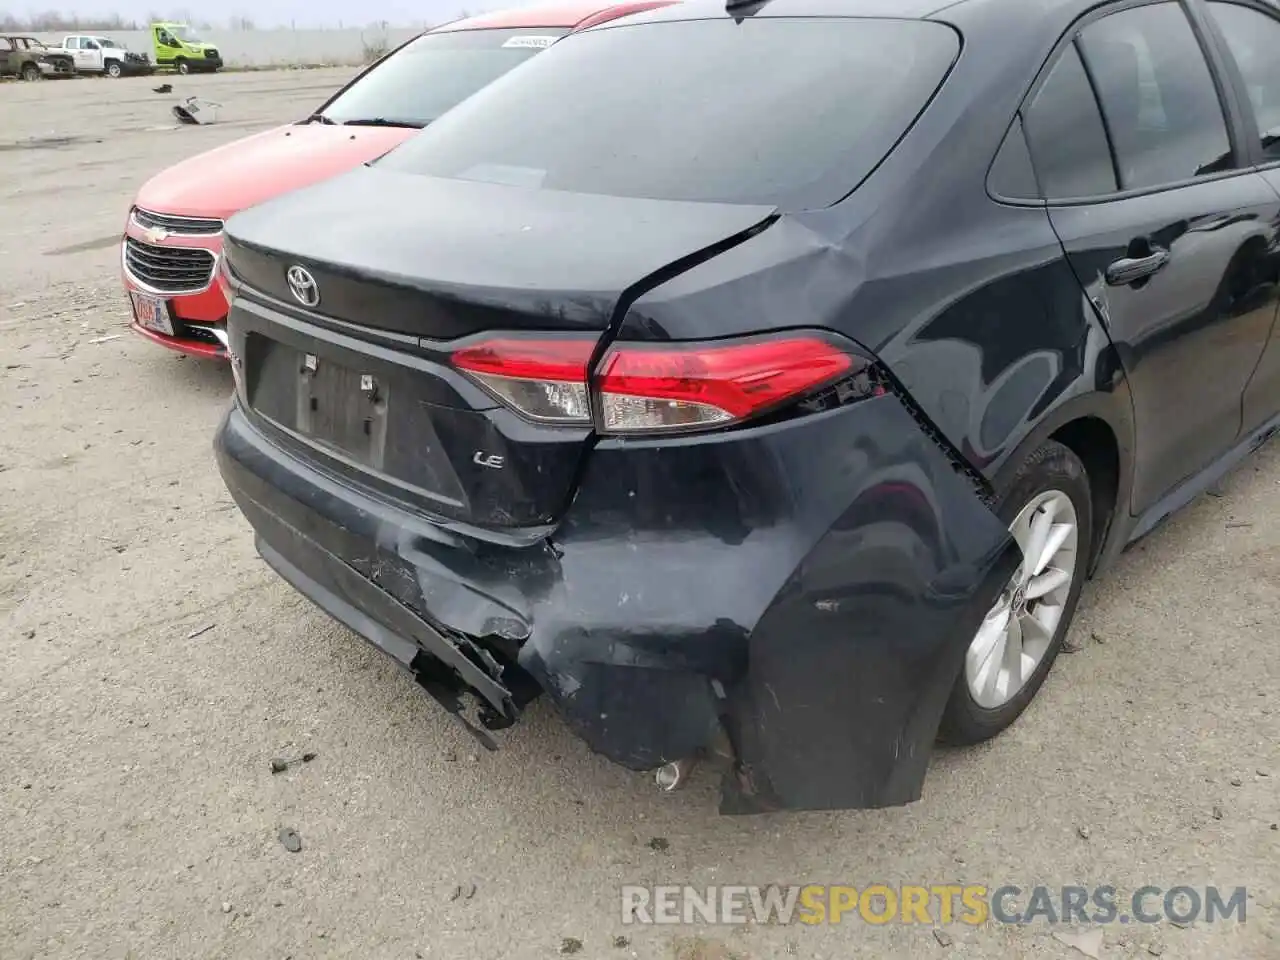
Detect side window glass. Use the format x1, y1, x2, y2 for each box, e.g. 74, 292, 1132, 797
989, 116, 1041, 199
1208, 2, 1280, 161
1079, 2, 1233, 190
1024, 45, 1117, 199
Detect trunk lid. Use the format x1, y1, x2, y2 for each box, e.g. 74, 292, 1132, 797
223, 166, 776, 530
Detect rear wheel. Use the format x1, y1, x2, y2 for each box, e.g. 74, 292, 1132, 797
105, 60, 122, 78
175, 58, 190, 75
938, 440, 1092, 745
21, 62, 41, 81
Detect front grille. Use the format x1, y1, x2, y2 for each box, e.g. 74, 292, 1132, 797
132, 207, 223, 237
124, 237, 216, 294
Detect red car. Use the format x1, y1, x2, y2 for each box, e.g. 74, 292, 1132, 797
122, 1, 671, 360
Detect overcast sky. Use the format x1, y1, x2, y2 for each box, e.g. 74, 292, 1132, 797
14, 0, 545, 28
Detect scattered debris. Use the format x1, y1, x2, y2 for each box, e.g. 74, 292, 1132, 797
153, 83, 172, 93
22, 782, 32, 790
612, 935, 630, 948
21, 855, 44, 866
448, 881, 476, 901
647, 837, 670, 852
559, 938, 583, 955
1225, 521, 1253, 529
278, 828, 302, 853
1053, 929, 1103, 959
173, 96, 223, 125
1061, 637, 1084, 653
1147, 943, 1165, 956
1212, 805, 1224, 820
23, 629, 35, 640
444, 749, 458, 762
1206, 482, 1225, 498
1258, 769, 1270, 778
221, 902, 233, 914
270, 751, 318, 774
1076, 825, 1091, 840
1091, 630, 1107, 645
87, 334, 121, 344
1230, 777, 1243, 787
186, 623, 216, 640
933, 928, 954, 947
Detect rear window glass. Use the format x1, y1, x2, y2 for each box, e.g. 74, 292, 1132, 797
321, 27, 569, 128
1024, 45, 1118, 198
377, 18, 960, 210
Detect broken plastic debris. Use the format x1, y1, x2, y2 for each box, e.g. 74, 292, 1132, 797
173, 97, 223, 125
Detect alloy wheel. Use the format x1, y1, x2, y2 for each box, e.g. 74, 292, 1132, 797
965, 489, 1079, 709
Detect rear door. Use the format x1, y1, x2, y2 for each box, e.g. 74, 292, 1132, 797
1029, 0, 1280, 513
1202, 0, 1280, 436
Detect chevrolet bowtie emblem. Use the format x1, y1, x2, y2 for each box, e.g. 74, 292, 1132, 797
143, 226, 169, 243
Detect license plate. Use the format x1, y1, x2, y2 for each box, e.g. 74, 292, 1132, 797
130, 292, 174, 336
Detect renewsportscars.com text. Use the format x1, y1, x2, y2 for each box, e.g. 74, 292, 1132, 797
620, 884, 1248, 926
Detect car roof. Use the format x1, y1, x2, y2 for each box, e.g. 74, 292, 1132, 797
596, 0, 954, 20
605, 0, 1091, 25
434, 0, 675, 33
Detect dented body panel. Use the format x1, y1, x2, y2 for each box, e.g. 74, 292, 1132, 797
217, 387, 1016, 810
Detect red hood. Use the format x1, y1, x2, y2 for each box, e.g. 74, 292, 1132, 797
133, 124, 414, 221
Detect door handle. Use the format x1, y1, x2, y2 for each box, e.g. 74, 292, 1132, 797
1105, 248, 1170, 286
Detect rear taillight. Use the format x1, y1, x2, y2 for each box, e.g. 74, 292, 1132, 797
451, 338, 594, 424
451, 334, 866, 434
595, 337, 856, 433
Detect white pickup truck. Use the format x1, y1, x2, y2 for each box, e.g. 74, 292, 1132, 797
59, 35, 153, 77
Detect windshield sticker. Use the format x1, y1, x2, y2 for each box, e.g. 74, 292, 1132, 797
502, 35, 558, 49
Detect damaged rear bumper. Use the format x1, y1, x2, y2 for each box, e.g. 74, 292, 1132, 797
215, 391, 1017, 812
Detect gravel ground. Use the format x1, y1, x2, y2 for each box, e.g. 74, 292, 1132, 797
1, 72, 1277, 960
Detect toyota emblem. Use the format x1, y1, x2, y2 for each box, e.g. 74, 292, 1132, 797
286, 265, 320, 307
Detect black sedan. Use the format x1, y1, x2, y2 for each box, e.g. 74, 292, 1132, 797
213, 0, 1280, 812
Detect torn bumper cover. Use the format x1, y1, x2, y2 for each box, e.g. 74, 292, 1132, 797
215, 391, 1016, 813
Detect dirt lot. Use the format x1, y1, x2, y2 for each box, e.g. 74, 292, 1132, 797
1, 71, 1277, 960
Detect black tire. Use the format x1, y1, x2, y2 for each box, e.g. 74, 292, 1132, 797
175, 58, 190, 75
21, 62, 41, 81
938, 440, 1093, 745
105, 60, 122, 78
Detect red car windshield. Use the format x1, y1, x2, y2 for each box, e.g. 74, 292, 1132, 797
317, 27, 570, 129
